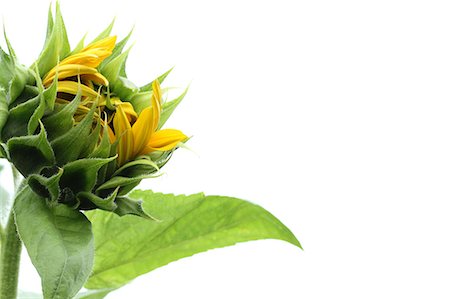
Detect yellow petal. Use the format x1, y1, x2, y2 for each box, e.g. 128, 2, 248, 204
150, 80, 162, 130
43, 64, 99, 86
60, 51, 109, 68
113, 105, 134, 166
117, 101, 138, 123
80, 73, 109, 86
140, 129, 187, 155
131, 107, 155, 157
107, 125, 116, 143
57, 81, 100, 98
61, 36, 116, 67
82, 36, 117, 53
42, 37, 116, 85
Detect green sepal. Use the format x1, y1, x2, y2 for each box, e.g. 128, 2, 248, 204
0, 47, 32, 105
51, 100, 96, 165
79, 122, 102, 158
9, 85, 39, 108
7, 122, 55, 176
126, 91, 149, 114
88, 123, 111, 159
99, 28, 133, 75
59, 157, 117, 196
114, 196, 157, 220
0, 90, 8, 135
44, 3, 54, 45
28, 94, 46, 135
139, 67, 173, 92
104, 142, 118, 179
34, 1, 70, 77
101, 47, 137, 99
88, 124, 113, 185
41, 72, 58, 111
0, 143, 8, 159
0, 46, 14, 90
147, 150, 174, 169
28, 167, 64, 201
77, 188, 118, 212
159, 86, 188, 129
101, 47, 131, 82
1, 95, 40, 140
97, 174, 154, 195
90, 18, 115, 45
112, 157, 158, 177
69, 33, 87, 56
42, 93, 80, 140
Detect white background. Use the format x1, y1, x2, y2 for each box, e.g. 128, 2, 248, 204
1, 0, 450, 298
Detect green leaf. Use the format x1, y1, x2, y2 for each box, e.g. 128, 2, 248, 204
74, 288, 115, 299
85, 190, 301, 289
14, 185, 94, 299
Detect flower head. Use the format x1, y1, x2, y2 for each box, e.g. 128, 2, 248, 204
0, 4, 188, 216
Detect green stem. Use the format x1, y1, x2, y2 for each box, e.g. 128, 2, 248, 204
0, 165, 23, 299
0, 213, 22, 299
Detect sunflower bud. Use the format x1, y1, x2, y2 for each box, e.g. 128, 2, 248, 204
0, 3, 188, 218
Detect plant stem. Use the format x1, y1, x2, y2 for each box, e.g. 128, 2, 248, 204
0, 165, 23, 299
0, 213, 22, 299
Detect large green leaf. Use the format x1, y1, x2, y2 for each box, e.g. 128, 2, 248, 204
74, 288, 115, 299
14, 185, 94, 299
85, 190, 300, 290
